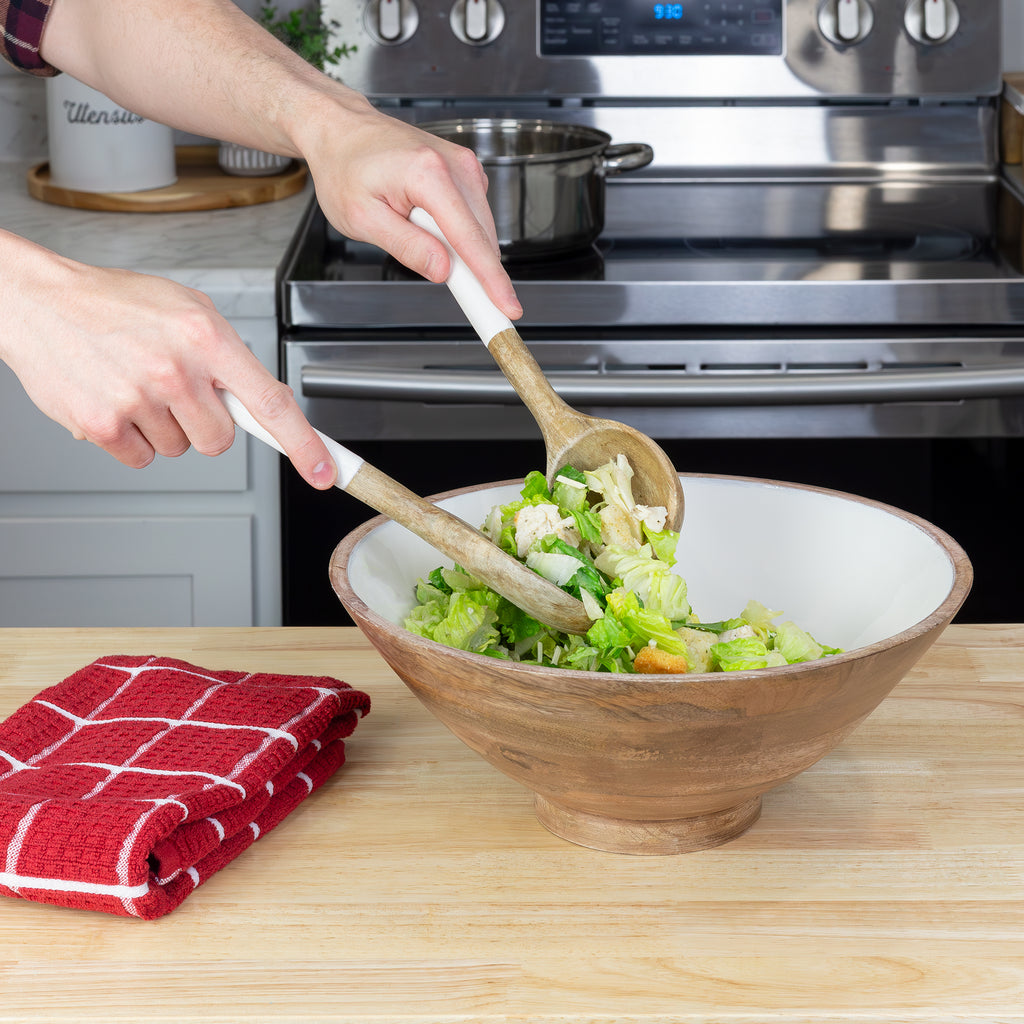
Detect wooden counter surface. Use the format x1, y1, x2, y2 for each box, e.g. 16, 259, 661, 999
0, 625, 1021, 1022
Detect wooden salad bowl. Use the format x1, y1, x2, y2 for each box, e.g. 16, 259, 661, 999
329, 474, 972, 854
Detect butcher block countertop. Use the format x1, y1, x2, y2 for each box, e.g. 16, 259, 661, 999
0, 624, 1021, 1023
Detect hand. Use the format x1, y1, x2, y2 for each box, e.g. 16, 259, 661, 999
296, 94, 523, 321
0, 238, 337, 488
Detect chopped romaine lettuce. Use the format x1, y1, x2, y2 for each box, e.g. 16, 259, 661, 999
774, 621, 825, 663
526, 550, 583, 587
603, 588, 689, 660
593, 544, 690, 621
430, 592, 501, 654
404, 457, 840, 674
711, 636, 770, 671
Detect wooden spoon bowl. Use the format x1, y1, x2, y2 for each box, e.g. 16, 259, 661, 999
487, 328, 684, 526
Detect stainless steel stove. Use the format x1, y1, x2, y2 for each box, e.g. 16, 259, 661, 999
279, 0, 1024, 624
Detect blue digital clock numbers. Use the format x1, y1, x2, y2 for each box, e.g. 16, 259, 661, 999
539, 0, 783, 56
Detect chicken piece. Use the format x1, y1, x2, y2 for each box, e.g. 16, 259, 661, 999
718, 624, 756, 643
675, 626, 717, 673
513, 503, 581, 559
633, 644, 690, 675
598, 504, 641, 549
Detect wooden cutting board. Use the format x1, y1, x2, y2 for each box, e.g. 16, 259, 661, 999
0, 624, 1021, 1021
26, 144, 308, 213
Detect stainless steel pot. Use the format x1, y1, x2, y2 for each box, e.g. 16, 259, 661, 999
419, 118, 654, 260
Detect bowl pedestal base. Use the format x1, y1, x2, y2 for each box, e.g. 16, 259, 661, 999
533, 794, 763, 855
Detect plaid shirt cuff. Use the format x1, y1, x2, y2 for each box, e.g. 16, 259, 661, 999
1, 0, 58, 76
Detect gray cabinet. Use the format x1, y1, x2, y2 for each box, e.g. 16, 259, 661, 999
0, 317, 281, 627
0, 516, 251, 626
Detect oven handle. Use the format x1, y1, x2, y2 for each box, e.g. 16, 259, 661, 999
300, 364, 1024, 406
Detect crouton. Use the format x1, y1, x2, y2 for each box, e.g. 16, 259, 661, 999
633, 645, 690, 674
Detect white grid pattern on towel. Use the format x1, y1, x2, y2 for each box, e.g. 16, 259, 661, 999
0, 658, 333, 917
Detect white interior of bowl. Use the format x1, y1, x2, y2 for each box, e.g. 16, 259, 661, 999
344, 477, 957, 652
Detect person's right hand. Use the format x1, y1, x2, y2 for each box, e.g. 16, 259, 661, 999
0, 234, 337, 489
292, 90, 523, 323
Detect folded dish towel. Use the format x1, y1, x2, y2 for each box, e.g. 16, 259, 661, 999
0, 654, 370, 920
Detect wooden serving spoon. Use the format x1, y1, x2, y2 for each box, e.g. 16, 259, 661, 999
410, 208, 685, 531
220, 391, 593, 635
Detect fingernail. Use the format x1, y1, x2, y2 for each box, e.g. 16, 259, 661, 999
312, 460, 336, 489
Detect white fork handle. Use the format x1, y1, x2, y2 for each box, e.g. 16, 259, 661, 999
219, 390, 363, 489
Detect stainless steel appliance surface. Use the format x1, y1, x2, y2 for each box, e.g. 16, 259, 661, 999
280, 0, 1024, 624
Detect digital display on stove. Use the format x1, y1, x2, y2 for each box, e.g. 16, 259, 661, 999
540, 0, 783, 57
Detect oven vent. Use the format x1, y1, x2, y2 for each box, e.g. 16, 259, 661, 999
878, 361, 966, 371
698, 362, 784, 373
640, 361, 966, 375
697, 361, 872, 374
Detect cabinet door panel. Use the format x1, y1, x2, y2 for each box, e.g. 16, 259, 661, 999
0, 517, 252, 626
0, 575, 195, 627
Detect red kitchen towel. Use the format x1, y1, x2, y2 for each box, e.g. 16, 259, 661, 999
0, 654, 370, 920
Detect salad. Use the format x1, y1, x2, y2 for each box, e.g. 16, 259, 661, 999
404, 455, 840, 673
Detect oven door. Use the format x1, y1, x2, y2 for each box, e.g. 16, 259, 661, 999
291, 333, 1024, 442
280, 331, 1024, 627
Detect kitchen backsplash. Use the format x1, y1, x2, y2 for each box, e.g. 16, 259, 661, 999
3, 0, 1024, 163
0, 64, 47, 161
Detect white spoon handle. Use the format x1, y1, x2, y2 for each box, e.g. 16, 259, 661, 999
409, 206, 512, 346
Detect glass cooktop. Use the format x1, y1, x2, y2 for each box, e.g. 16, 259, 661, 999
281, 176, 1024, 330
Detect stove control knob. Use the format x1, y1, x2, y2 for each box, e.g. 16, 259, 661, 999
450, 0, 505, 46
364, 0, 419, 45
903, 0, 960, 45
817, 0, 874, 46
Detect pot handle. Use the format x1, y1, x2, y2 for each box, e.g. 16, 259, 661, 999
603, 142, 654, 176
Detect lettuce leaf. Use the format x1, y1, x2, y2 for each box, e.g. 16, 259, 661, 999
584, 454, 637, 515
521, 470, 551, 501
603, 588, 688, 657
642, 524, 679, 566
711, 636, 769, 671
570, 507, 604, 546
737, 599, 782, 641
552, 467, 589, 514
526, 550, 583, 587
593, 544, 690, 621
536, 535, 614, 605
430, 592, 501, 653
774, 621, 825, 663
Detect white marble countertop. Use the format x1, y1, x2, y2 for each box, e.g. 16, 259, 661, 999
1, 158, 313, 319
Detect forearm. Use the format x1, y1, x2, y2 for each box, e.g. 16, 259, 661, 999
38, 0, 521, 319
0, 229, 70, 367
38, 0, 368, 157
